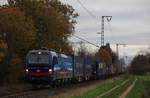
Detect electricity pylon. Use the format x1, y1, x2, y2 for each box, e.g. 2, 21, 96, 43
101, 16, 112, 46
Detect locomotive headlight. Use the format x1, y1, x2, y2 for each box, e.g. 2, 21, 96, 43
26, 69, 28, 72
49, 69, 52, 73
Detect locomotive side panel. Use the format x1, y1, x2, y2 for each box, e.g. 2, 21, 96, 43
54, 55, 73, 79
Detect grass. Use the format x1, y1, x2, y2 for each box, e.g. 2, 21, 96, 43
127, 75, 150, 98
126, 80, 144, 98
143, 81, 150, 98
136, 75, 150, 81
101, 78, 134, 98
71, 77, 126, 98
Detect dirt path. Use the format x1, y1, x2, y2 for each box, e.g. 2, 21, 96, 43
119, 79, 137, 98
96, 79, 129, 98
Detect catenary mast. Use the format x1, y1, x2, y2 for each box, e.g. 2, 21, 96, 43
101, 16, 112, 46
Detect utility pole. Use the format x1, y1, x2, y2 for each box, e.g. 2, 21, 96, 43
116, 43, 126, 73
101, 16, 112, 46
116, 43, 126, 58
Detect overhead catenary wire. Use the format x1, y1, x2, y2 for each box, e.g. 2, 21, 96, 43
76, 0, 99, 21
73, 0, 101, 48
73, 35, 99, 48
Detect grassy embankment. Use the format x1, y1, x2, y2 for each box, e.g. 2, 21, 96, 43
101, 78, 134, 98
127, 75, 150, 98
71, 75, 129, 98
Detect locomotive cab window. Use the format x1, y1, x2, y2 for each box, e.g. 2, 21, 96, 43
28, 52, 50, 65
53, 56, 58, 65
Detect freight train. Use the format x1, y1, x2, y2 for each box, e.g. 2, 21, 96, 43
25, 49, 118, 88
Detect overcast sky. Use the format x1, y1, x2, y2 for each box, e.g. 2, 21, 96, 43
61, 0, 150, 56
0, 0, 150, 56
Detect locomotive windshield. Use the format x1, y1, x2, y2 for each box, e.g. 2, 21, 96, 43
28, 52, 50, 64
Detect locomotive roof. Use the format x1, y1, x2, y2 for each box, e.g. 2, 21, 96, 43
28, 50, 57, 56
28, 50, 51, 53
28, 50, 71, 58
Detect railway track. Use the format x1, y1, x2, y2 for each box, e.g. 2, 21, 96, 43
0, 88, 55, 98
0, 75, 121, 98
0, 78, 109, 98
0, 91, 33, 98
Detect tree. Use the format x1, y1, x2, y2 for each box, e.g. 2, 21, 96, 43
129, 48, 150, 75
8, 0, 78, 53
0, 7, 36, 56
0, 6, 36, 84
95, 49, 112, 64
130, 55, 146, 74
0, 0, 78, 84
94, 43, 113, 64
93, 43, 121, 74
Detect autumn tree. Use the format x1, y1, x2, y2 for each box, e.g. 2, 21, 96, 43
95, 49, 112, 64
129, 49, 150, 75
130, 55, 147, 74
0, 7, 36, 84
93, 43, 122, 74
8, 0, 78, 53
0, 0, 78, 84
94, 43, 112, 64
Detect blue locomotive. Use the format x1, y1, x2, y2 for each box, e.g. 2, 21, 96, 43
25, 49, 112, 87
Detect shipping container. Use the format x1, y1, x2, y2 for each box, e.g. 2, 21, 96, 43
73, 56, 84, 77
84, 58, 92, 76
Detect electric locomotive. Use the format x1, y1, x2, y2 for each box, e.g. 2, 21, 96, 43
25, 50, 59, 85
25, 49, 114, 88
25, 49, 94, 87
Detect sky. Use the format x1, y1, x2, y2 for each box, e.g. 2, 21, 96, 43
0, 0, 150, 56
60, 0, 150, 56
